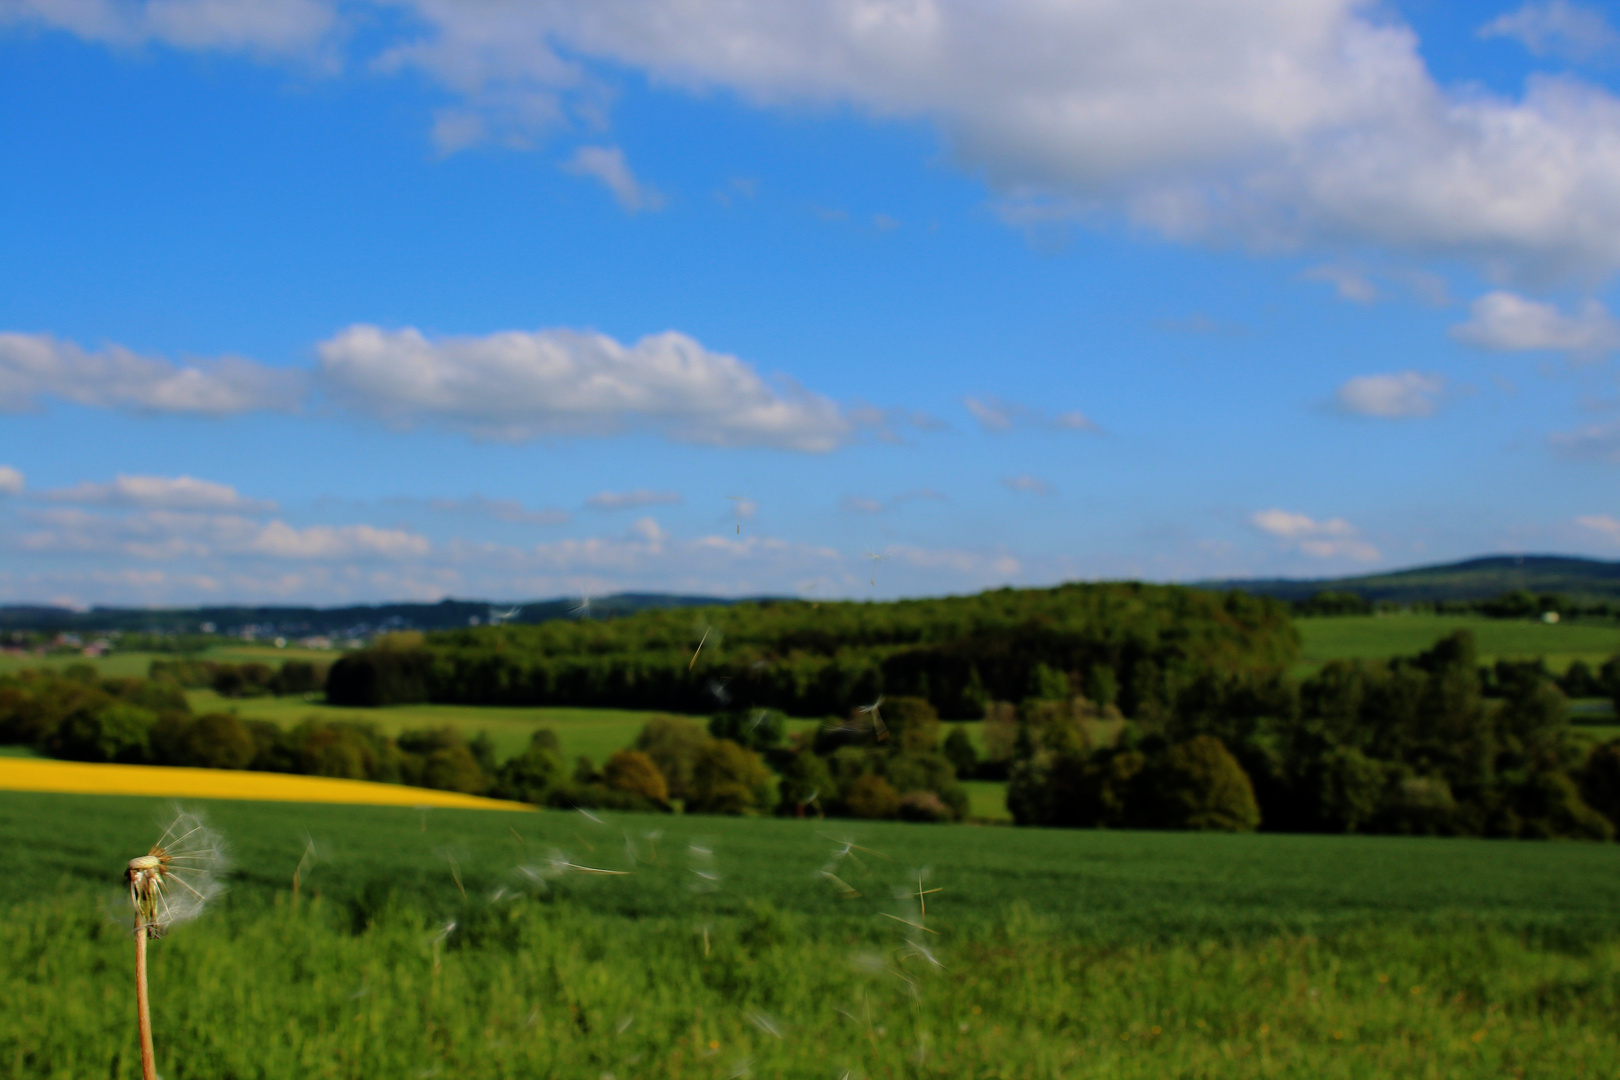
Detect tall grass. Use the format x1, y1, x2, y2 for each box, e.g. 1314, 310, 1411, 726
5, 895, 1617, 1078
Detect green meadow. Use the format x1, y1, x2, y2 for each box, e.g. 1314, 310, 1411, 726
4, 791, 1619, 1078
1293, 613, 1620, 675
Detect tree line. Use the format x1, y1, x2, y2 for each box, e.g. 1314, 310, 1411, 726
325, 583, 1299, 719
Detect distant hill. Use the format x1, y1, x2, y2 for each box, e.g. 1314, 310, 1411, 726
0, 593, 756, 636
1203, 555, 1620, 605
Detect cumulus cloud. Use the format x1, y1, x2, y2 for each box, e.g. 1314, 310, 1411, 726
562, 145, 665, 212
1333, 371, 1447, 418
316, 324, 851, 451
586, 488, 683, 510
1550, 420, 1620, 463
1450, 292, 1620, 358
1479, 1, 1620, 63
16, 2, 1620, 279
1251, 508, 1379, 561
1577, 513, 1620, 543
0, 332, 305, 415
14, 507, 430, 561
43, 474, 275, 512
0, 466, 23, 495
965, 396, 1097, 434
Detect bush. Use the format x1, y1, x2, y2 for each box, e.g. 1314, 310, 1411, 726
1138, 736, 1261, 832
1581, 739, 1620, 830
882, 696, 941, 752
686, 739, 773, 816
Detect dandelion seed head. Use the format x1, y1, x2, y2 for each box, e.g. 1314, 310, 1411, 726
125, 810, 225, 937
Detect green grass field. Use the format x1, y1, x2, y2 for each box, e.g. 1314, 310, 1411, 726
1294, 614, 1620, 675
4, 791, 1618, 1078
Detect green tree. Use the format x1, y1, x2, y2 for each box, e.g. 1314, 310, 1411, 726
775, 750, 833, 817
490, 730, 565, 805
942, 726, 979, 778
603, 749, 670, 806
844, 774, 901, 819
1138, 736, 1261, 832
178, 713, 256, 770
633, 716, 709, 800
686, 739, 772, 816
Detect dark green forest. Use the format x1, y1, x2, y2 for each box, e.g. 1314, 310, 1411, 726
326, 583, 1299, 718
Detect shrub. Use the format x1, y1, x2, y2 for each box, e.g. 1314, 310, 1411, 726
1581, 739, 1620, 829
883, 696, 941, 752
419, 745, 487, 794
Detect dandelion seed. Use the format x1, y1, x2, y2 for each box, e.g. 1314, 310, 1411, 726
864, 550, 884, 587
855, 696, 887, 740
879, 912, 939, 936
819, 870, 861, 898
746, 1012, 784, 1039
125, 811, 225, 1080
571, 596, 593, 618
726, 1056, 753, 1079
690, 626, 711, 670
291, 833, 316, 899
576, 807, 606, 826
616, 1013, 636, 1035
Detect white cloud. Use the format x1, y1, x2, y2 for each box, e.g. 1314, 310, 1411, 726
43, 474, 274, 512
841, 496, 885, 514
1250, 508, 1379, 561
13, 507, 429, 561
0, 466, 22, 495
1550, 420, 1620, 463
317, 323, 851, 451
1004, 474, 1053, 495
0, 0, 338, 57
0, 332, 305, 415
1479, 2, 1620, 64
1302, 263, 1378, 303
1577, 513, 1620, 542
586, 488, 683, 510
1333, 371, 1447, 418
1450, 292, 1620, 358
562, 145, 666, 213
18, 2, 1620, 279
965, 395, 1098, 434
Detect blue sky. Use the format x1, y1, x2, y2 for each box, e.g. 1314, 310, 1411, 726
2, 0, 1619, 608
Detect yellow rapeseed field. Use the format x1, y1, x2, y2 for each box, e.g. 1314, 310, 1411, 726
0, 758, 534, 811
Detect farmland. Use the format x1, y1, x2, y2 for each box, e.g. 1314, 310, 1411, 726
3, 790, 1619, 1077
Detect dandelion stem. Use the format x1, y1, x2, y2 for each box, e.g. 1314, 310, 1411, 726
134, 925, 156, 1080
